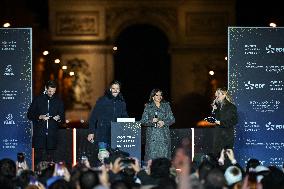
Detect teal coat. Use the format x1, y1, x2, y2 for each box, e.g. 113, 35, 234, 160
141, 101, 175, 160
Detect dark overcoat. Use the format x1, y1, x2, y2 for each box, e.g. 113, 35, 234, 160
212, 99, 238, 155
89, 91, 128, 145
27, 94, 65, 149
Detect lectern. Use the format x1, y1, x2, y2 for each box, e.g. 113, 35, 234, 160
111, 120, 141, 161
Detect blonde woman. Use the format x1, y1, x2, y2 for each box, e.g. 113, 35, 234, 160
211, 88, 238, 156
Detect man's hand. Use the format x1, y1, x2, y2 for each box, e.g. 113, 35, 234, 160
146, 159, 152, 175
53, 115, 61, 121
39, 115, 50, 121
218, 149, 225, 165
131, 158, 141, 173
215, 120, 221, 125
110, 157, 123, 174
99, 165, 109, 187
87, 134, 95, 143
226, 149, 237, 164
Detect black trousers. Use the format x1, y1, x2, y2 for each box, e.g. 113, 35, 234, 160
34, 148, 56, 167
34, 135, 56, 167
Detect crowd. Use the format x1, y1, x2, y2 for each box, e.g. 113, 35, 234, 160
1, 147, 284, 189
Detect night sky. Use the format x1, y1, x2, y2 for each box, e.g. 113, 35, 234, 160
2, 0, 284, 29
236, 0, 284, 26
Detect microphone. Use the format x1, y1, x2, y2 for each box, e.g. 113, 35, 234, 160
154, 112, 158, 127
211, 99, 218, 115
154, 112, 158, 118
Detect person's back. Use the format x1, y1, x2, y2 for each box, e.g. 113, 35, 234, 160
203, 168, 226, 189
138, 158, 172, 185
0, 158, 16, 189
0, 158, 16, 179
16, 170, 37, 189
111, 180, 132, 189
79, 169, 100, 189
49, 179, 69, 189
261, 166, 284, 189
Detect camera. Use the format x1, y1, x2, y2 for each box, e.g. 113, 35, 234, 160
120, 158, 135, 168
17, 152, 25, 163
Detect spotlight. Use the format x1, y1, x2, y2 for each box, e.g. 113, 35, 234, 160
113, 46, 118, 51
69, 71, 75, 76
209, 70, 215, 76
269, 23, 277, 27
54, 59, 60, 64
3, 23, 11, 28
43, 51, 49, 55
62, 66, 67, 70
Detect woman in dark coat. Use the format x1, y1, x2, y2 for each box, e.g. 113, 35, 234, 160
87, 80, 128, 147
141, 89, 175, 161
211, 88, 238, 156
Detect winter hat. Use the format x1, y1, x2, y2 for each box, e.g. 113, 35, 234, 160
224, 166, 242, 186
255, 165, 270, 183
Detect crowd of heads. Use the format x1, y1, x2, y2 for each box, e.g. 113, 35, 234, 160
1, 145, 284, 189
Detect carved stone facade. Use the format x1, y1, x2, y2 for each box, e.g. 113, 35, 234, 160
49, 0, 235, 126
56, 11, 100, 36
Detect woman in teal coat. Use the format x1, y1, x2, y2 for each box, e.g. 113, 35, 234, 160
141, 89, 175, 161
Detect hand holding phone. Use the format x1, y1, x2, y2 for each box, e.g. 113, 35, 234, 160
55, 162, 65, 176
204, 117, 217, 123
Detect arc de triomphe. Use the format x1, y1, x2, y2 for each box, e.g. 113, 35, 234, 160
49, 0, 235, 127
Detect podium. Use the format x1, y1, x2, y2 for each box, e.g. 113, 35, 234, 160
111, 121, 141, 161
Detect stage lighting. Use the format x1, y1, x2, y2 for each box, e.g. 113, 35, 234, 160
3, 23, 11, 27
269, 23, 277, 27
54, 59, 60, 64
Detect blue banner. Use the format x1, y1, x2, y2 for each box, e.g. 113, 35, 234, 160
229, 27, 284, 167
0, 28, 32, 165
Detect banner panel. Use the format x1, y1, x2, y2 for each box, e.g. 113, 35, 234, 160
0, 28, 32, 165
229, 27, 284, 167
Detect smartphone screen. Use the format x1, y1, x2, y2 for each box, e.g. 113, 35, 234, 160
56, 163, 65, 176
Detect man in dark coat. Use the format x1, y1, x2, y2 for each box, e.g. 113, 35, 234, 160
87, 80, 128, 148
27, 80, 65, 166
